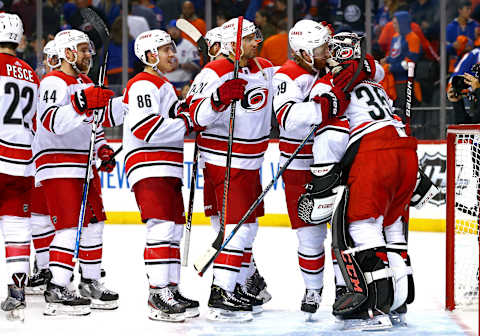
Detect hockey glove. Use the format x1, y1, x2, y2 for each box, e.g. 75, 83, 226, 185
321, 20, 335, 35
71, 86, 115, 117
312, 85, 350, 121
332, 54, 376, 93
211, 78, 248, 112
297, 163, 343, 225
98, 144, 116, 173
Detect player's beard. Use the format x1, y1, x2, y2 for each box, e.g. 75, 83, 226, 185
76, 57, 91, 73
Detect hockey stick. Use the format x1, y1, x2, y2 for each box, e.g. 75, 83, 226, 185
74, 8, 110, 261
405, 62, 415, 136
193, 17, 243, 275
176, 18, 209, 65
182, 138, 199, 266
193, 36, 367, 276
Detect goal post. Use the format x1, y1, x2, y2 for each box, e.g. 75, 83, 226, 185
446, 124, 480, 311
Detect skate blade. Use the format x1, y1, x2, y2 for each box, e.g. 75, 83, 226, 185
90, 299, 119, 310
148, 307, 185, 322
44, 303, 91, 316
185, 307, 200, 318
389, 313, 407, 327
25, 285, 46, 295
207, 308, 253, 322
6, 308, 25, 322
252, 305, 263, 315
304, 311, 320, 322
258, 288, 272, 304
341, 315, 393, 331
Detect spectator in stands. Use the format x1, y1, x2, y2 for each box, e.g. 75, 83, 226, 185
447, 1, 479, 73
259, 19, 288, 66
164, 20, 200, 93
383, 11, 422, 110
132, 0, 160, 30
255, 8, 276, 44
179, 0, 206, 47
272, 0, 287, 22
127, 3, 150, 39
447, 71, 480, 123
11, 0, 36, 36
97, 0, 121, 25
157, 0, 181, 24
216, 10, 229, 27
410, 0, 440, 41
106, 16, 135, 92
42, 0, 61, 38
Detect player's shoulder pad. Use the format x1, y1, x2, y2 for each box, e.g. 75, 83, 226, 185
126, 72, 169, 91
251, 57, 274, 70
0, 54, 40, 84
204, 58, 234, 78
275, 60, 310, 80
43, 70, 80, 86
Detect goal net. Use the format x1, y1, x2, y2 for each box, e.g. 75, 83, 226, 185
446, 125, 480, 311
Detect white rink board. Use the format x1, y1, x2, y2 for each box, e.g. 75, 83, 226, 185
100, 141, 448, 229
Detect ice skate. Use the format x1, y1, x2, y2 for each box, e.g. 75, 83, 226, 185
26, 268, 51, 295
79, 278, 119, 310
148, 286, 186, 322
245, 268, 272, 304
168, 284, 199, 318
207, 285, 253, 322
2, 273, 27, 322
44, 282, 91, 316
338, 309, 393, 331
234, 283, 263, 314
389, 303, 407, 327
301, 288, 322, 321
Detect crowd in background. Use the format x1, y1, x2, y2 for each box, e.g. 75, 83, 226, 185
2, 0, 480, 139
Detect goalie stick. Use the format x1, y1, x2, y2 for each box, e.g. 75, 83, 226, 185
176, 18, 209, 65
74, 8, 110, 261
194, 36, 368, 276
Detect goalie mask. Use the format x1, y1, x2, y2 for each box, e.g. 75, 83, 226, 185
43, 40, 61, 69
289, 19, 331, 71
0, 13, 23, 45
221, 17, 263, 56
134, 29, 177, 69
54, 29, 95, 74
328, 32, 361, 63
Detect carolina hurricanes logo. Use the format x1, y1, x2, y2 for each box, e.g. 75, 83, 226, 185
241, 87, 269, 112
339, 47, 353, 59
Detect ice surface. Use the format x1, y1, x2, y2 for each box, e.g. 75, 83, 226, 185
0, 226, 477, 335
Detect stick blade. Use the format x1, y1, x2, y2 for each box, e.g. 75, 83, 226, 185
176, 19, 202, 42
193, 246, 218, 276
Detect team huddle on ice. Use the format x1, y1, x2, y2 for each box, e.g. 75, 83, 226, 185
0, 11, 439, 331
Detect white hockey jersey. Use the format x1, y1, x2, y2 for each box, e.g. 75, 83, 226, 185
188, 57, 276, 170
32, 71, 123, 184
0, 53, 39, 177
346, 79, 405, 147
273, 60, 320, 170
308, 73, 350, 165
122, 71, 187, 187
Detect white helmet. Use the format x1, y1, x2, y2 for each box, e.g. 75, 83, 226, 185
43, 40, 61, 69
205, 27, 223, 59
134, 29, 176, 68
289, 20, 331, 66
54, 29, 93, 73
221, 17, 262, 55
329, 32, 361, 63
0, 13, 23, 45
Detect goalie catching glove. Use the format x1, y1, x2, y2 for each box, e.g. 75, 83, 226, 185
298, 163, 343, 225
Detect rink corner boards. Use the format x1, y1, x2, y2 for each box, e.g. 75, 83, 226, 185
104, 212, 447, 233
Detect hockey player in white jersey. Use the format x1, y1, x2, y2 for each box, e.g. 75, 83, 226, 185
122, 29, 200, 322
0, 13, 39, 321
32, 29, 121, 316
188, 17, 276, 320
326, 35, 418, 330
205, 27, 226, 62
273, 21, 359, 317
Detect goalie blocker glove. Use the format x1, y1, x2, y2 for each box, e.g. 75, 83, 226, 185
298, 163, 343, 225
410, 169, 439, 209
